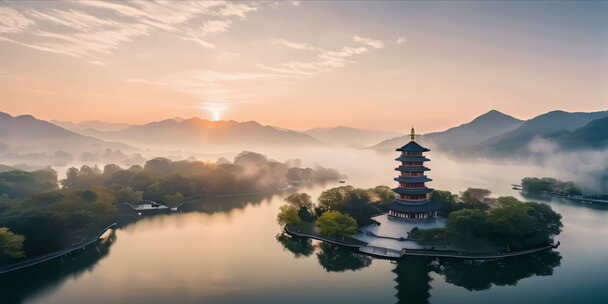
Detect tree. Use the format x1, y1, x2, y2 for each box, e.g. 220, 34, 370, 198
317, 186, 379, 225
316, 211, 358, 238
286, 192, 314, 222
277, 205, 302, 227
0, 227, 25, 259
460, 188, 492, 210
114, 186, 143, 203
164, 192, 184, 208
446, 209, 488, 248
286, 193, 313, 209
368, 185, 395, 207
432, 190, 459, 216
103, 164, 122, 178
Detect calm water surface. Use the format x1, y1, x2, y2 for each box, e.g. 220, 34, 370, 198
2, 151, 608, 304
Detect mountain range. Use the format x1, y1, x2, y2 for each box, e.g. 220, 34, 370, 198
0, 112, 128, 154
476, 110, 608, 157
79, 118, 323, 149
371, 110, 524, 152
370, 109, 608, 157
51, 120, 132, 133
2, 108, 607, 161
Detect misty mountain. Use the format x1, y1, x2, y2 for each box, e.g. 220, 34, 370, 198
0, 112, 129, 154
0, 164, 16, 173
52, 120, 132, 132
478, 110, 608, 157
371, 110, 523, 152
548, 116, 608, 150
305, 126, 402, 148
84, 118, 322, 150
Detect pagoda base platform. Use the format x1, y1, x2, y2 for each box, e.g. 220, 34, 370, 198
352, 214, 446, 251
387, 199, 441, 220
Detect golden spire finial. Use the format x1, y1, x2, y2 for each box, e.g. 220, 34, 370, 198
410, 126, 415, 141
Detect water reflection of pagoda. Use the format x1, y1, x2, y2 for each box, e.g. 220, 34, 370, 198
388, 128, 439, 220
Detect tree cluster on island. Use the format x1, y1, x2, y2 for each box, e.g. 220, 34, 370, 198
278, 186, 563, 252
277, 185, 394, 240
521, 177, 582, 196
0, 151, 343, 265
413, 188, 563, 251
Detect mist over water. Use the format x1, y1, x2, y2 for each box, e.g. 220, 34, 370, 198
3, 144, 608, 304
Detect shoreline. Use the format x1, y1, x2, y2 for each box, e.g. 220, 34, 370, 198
284, 227, 559, 261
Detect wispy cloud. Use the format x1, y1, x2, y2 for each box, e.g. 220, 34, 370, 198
0, 1, 270, 58
0, 7, 34, 33
272, 38, 321, 51
260, 37, 381, 77
353, 35, 384, 49
396, 36, 406, 45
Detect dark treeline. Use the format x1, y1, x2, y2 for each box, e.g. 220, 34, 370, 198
413, 188, 563, 251
62, 151, 342, 202
521, 177, 582, 196
0, 151, 342, 265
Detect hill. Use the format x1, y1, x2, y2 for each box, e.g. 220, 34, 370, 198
371, 110, 523, 152
478, 110, 608, 157
0, 112, 129, 154
51, 120, 132, 133
84, 118, 322, 150
305, 126, 401, 148
548, 116, 608, 150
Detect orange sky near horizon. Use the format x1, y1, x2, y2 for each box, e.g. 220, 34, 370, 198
1, 1, 606, 133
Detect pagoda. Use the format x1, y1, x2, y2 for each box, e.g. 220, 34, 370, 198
387, 127, 439, 220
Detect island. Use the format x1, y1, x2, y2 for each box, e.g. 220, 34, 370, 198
279, 129, 562, 259
519, 176, 608, 204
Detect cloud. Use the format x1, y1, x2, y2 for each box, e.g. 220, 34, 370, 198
272, 38, 321, 51
89, 60, 105, 66
260, 37, 373, 77
396, 36, 406, 45
202, 19, 232, 34
0, 7, 34, 33
217, 2, 258, 18
353, 35, 384, 49
0, 1, 269, 58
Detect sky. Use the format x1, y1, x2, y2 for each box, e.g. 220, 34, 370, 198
1, 0, 607, 133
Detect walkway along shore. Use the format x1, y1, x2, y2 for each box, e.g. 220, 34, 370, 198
284, 227, 560, 260
0, 223, 118, 275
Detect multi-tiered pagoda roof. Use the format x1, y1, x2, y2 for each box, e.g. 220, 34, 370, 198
387, 128, 440, 219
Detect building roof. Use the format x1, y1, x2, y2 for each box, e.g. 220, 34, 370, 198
394, 176, 432, 183
396, 141, 430, 152
387, 199, 441, 213
392, 187, 433, 195
395, 165, 430, 172
395, 156, 431, 162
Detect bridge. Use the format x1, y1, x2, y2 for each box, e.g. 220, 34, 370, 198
0, 223, 117, 275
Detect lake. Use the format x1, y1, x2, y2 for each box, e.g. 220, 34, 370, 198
2, 150, 608, 304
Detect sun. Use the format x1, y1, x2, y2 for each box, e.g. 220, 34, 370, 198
201, 102, 227, 121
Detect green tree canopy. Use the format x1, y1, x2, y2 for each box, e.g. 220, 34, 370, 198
164, 192, 184, 208
277, 205, 302, 227
0, 227, 25, 260
286, 193, 313, 209
317, 186, 379, 225
316, 211, 358, 238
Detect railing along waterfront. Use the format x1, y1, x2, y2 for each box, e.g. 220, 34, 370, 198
0, 223, 118, 275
